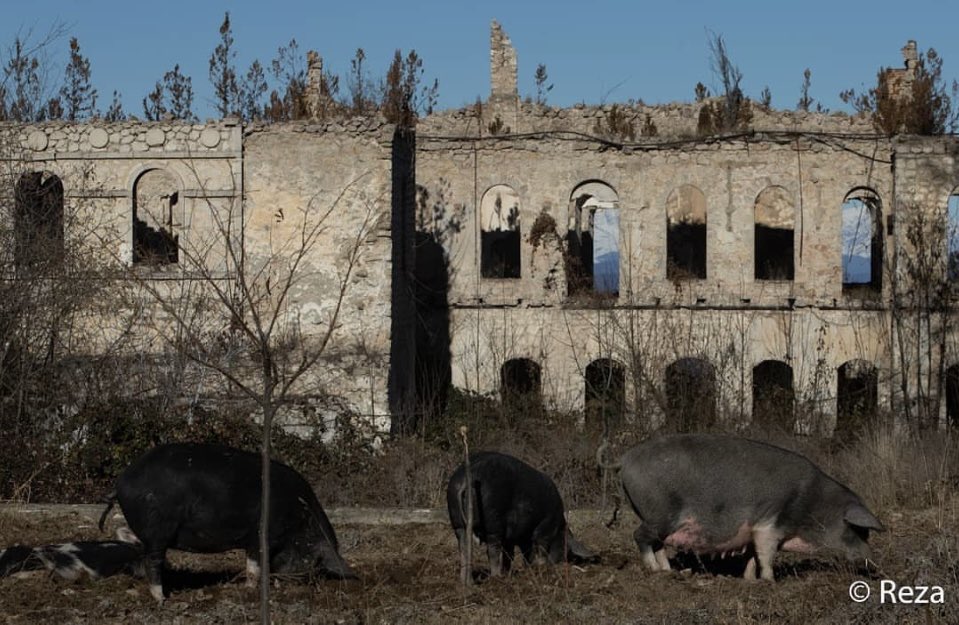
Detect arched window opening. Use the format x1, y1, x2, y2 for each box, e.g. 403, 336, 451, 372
14, 172, 64, 267
501, 358, 542, 413
566, 181, 619, 296
133, 169, 179, 265
480, 185, 520, 279
665, 357, 716, 432
585, 358, 626, 432
666, 185, 707, 280
947, 189, 959, 281
754, 186, 795, 281
752, 360, 795, 432
841, 189, 882, 295
836, 359, 878, 439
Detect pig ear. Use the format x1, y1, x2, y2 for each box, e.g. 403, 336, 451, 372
845, 504, 885, 532
115, 526, 141, 545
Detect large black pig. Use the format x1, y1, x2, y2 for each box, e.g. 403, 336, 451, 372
616, 434, 884, 580
99, 443, 353, 601
446, 452, 595, 583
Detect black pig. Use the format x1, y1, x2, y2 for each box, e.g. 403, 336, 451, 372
99, 443, 353, 601
446, 452, 595, 583
617, 434, 884, 580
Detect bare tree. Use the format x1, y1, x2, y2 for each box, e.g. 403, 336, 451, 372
346, 48, 376, 115
891, 206, 951, 429
209, 12, 240, 118
119, 161, 376, 623
697, 32, 751, 135
0, 124, 139, 500
708, 32, 744, 130
59, 37, 97, 121
0, 23, 67, 122
265, 39, 309, 122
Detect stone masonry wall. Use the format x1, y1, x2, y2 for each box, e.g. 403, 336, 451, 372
414, 129, 910, 430
243, 120, 399, 431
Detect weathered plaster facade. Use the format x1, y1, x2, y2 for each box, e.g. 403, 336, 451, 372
411, 24, 959, 435
4, 24, 959, 436
1, 116, 409, 434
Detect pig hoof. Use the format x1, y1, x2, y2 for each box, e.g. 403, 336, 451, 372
149, 584, 165, 603
245, 558, 261, 587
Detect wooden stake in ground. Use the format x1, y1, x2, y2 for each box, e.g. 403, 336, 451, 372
459, 425, 473, 586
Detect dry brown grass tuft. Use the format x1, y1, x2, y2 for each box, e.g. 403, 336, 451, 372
2, 504, 957, 624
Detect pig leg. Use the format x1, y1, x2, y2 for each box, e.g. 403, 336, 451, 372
654, 549, 670, 571
633, 526, 668, 572
501, 542, 514, 574
751, 525, 783, 581
245, 550, 261, 588
743, 556, 758, 580
519, 541, 535, 566
143, 547, 166, 602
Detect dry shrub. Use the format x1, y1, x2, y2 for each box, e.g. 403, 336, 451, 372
742, 422, 957, 516
827, 425, 957, 513
5, 379, 957, 519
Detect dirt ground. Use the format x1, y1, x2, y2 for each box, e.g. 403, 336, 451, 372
1, 502, 956, 625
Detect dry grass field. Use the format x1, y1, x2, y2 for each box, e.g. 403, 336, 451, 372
1, 496, 956, 625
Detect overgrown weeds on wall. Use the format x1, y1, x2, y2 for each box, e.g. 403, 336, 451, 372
841, 44, 959, 135
697, 97, 753, 136
592, 105, 635, 142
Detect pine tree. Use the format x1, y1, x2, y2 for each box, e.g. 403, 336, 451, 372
382, 50, 405, 125
347, 48, 375, 114
797, 68, 814, 112
164, 64, 195, 121
209, 12, 239, 118
534, 64, 552, 105
266, 39, 308, 121
239, 60, 267, 121
841, 46, 958, 134
5, 38, 43, 122
142, 81, 165, 121
46, 96, 63, 120
60, 37, 97, 121
105, 90, 126, 121
381, 49, 437, 127
142, 65, 195, 121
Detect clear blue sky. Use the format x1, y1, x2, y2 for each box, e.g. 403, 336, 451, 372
3, 0, 957, 119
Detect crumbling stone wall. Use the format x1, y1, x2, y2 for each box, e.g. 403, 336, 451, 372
242, 119, 403, 431
411, 22, 959, 434
0, 118, 408, 434
4, 22, 959, 437
415, 129, 909, 430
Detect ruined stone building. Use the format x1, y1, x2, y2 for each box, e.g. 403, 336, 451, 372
4, 22, 959, 437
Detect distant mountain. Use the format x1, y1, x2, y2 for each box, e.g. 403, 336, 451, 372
843, 255, 871, 283
594, 251, 619, 292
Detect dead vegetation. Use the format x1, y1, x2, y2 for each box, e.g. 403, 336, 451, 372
1, 494, 957, 624
2, 396, 958, 623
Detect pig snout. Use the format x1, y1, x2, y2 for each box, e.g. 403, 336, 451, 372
317, 546, 357, 580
